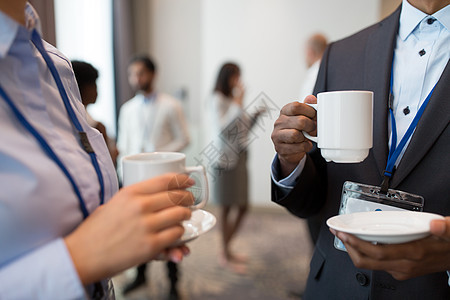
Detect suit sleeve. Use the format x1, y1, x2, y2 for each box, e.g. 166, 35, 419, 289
271, 44, 333, 218
271, 149, 327, 218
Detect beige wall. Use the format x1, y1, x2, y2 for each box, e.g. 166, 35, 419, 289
131, 0, 151, 55
380, 0, 402, 19
29, 0, 56, 45
131, 0, 400, 206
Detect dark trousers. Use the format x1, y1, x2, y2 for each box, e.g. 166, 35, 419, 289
136, 261, 178, 288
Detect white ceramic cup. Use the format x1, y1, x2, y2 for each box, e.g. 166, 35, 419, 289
122, 152, 208, 209
303, 90, 373, 163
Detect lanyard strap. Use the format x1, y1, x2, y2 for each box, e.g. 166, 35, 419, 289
0, 84, 92, 218
380, 63, 436, 193
0, 30, 105, 218
30, 30, 104, 207
140, 94, 158, 152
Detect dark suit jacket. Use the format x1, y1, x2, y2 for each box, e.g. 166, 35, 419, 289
272, 6, 450, 300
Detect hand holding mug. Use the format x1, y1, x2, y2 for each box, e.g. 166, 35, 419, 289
64, 173, 194, 285
272, 91, 373, 177
122, 152, 209, 210
271, 95, 317, 177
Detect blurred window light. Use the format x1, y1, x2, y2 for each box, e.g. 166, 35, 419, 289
54, 0, 116, 137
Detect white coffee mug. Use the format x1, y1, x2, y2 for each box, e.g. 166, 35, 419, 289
303, 90, 373, 163
122, 152, 208, 209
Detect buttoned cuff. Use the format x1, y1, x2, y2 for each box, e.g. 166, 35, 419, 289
447, 271, 450, 286
271, 154, 306, 190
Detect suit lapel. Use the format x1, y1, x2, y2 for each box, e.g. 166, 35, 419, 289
364, 7, 401, 177
391, 60, 450, 188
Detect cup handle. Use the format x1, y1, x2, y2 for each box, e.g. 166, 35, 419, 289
301, 102, 318, 143
185, 166, 209, 210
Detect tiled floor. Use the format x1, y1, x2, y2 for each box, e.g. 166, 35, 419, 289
112, 205, 313, 300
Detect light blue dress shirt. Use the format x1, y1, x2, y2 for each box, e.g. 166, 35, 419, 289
0, 4, 119, 299
272, 0, 450, 190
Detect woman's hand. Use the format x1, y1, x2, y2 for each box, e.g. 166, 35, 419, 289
233, 80, 245, 107
64, 173, 195, 285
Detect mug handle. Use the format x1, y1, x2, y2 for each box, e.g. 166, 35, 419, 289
185, 166, 209, 210
302, 103, 318, 143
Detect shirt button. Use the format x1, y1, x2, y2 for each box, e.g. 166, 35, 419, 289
419, 49, 426, 56
427, 18, 436, 24
403, 106, 410, 115
356, 272, 369, 286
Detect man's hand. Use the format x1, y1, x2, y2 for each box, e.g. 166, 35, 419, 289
330, 217, 450, 280
271, 95, 317, 178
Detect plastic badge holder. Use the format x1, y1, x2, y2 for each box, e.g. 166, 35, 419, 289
334, 181, 424, 251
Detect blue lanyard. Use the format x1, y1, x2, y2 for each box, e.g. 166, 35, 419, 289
0, 30, 104, 219
380, 62, 436, 193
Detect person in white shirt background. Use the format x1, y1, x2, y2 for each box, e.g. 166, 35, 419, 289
0, 2, 194, 299
298, 33, 328, 101
116, 55, 190, 180
298, 33, 328, 247
116, 55, 190, 299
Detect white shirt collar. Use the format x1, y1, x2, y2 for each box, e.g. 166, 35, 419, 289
0, 3, 41, 59
434, 3, 450, 31
399, 0, 450, 41
0, 10, 19, 58
140, 91, 157, 103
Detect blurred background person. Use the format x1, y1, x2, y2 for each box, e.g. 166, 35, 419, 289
298, 33, 328, 246
71, 60, 119, 167
289, 34, 328, 299
298, 33, 328, 101
117, 55, 190, 299
208, 62, 264, 274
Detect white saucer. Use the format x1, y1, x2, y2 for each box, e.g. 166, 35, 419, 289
326, 211, 444, 244
174, 209, 216, 246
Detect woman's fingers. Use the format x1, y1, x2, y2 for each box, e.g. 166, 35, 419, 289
136, 190, 194, 213
149, 225, 186, 254
128, 173, 195, 195
122, 173, 196, 212
155, 245, 191, 263
64, 174, 196, 285
167, 189, 196, 206
144, 206, 191, 233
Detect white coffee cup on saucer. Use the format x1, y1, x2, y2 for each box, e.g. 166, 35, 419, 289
303, 90, 373, 163
122, 152, 208, 209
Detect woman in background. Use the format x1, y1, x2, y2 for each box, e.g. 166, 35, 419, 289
208, 63, 263, 274
72, 60, 119, 167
